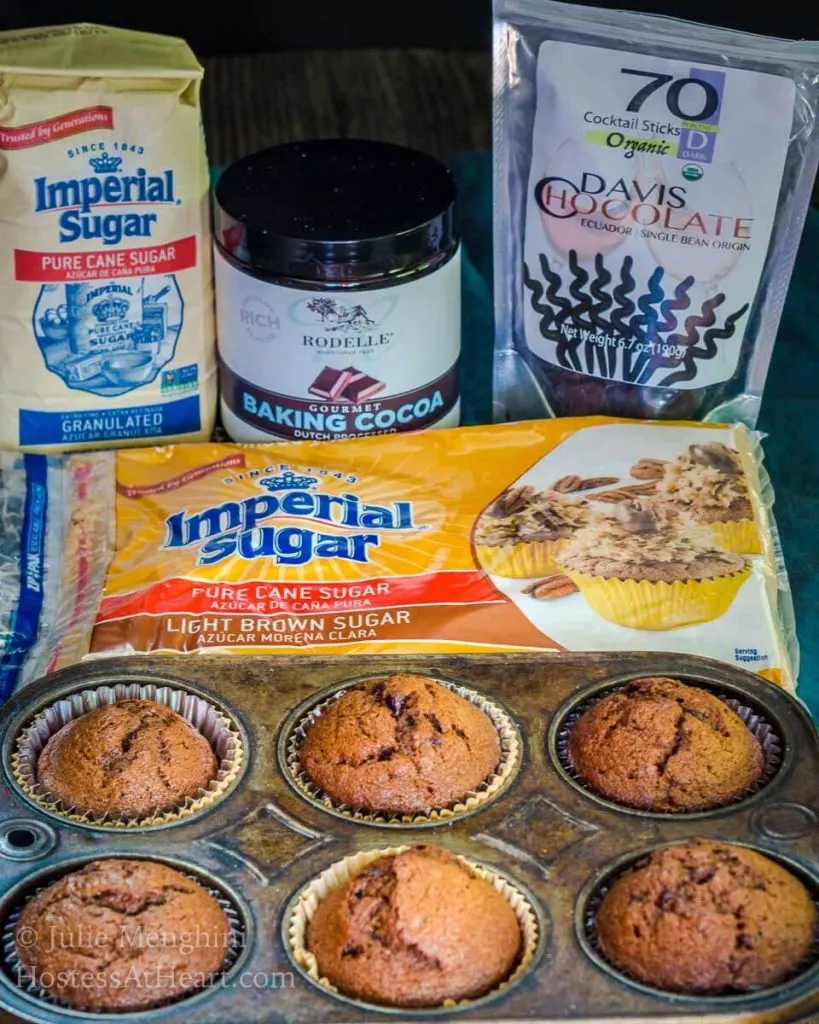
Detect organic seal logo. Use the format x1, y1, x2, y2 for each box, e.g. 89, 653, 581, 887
682, 164, 704, 182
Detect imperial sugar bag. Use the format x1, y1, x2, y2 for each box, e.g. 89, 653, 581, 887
32, 418, 798, 695
0, 23, 216, 451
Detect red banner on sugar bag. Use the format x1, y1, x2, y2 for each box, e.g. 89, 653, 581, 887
14, 237, 197, 282
0, 106, 114, 149
116, 454, 247, 499
96, 571, 504, 622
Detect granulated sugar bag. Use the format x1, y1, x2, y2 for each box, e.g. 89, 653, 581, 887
0, 24, 216, 451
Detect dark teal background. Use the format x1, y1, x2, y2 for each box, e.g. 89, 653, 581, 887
213, 156, 819, 716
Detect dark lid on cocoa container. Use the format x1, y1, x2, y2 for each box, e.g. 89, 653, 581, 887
213, 139, 459, 285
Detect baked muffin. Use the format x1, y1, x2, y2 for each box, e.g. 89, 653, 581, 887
307, 845, 522, 1007
37, 699, 218, 819
558, 499, 750, 630
299, 674, 501, 815
657, 442, 760, 554
14, 859, 231, 1011
568, 677, 765, 811
474, 485, 589, 577
595, 840, 816, 993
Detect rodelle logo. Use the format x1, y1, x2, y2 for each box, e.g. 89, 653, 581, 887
240, 294, 280, 342
164, 469, 416, 567
297, 295, 396, 351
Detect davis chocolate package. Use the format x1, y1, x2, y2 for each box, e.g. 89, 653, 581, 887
492, 0, 819, 425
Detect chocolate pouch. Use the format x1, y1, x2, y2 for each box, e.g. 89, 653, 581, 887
492, 0, 819, 425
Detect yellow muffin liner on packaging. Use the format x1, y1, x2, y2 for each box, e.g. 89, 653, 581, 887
285, 680, 521, 826
563, 566, 751, 631
286, 846, 539, 1008
10, 683, 245, 829
474, 538, 568, 578
705, 517, 762, 556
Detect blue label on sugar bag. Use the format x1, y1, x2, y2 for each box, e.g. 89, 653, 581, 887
0, 454, 48, 701
18, 394, 200, 446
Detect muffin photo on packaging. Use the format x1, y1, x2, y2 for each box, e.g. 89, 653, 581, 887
474, 486, 590, 577
656, 442, 761, 554
558, 499, 750, 630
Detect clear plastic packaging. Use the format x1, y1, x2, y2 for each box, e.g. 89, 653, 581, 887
492, 0, 819, 425
0, 454, 66, 697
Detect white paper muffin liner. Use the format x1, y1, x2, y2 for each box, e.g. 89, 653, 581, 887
2, 866, 245, 1012
284, 679, 521, 826
10, 683, 244, 828
286, 845, 539, 1009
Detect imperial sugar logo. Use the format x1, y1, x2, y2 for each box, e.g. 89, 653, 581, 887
33, 153, 177, 246
164, 470, 416, 567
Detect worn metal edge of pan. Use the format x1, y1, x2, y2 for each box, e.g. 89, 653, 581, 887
546, 666, 795, 821
1, 670, 251, 834
278, 851, 548, 1017
0, 850, 256, 1021
276, 670, 524, 830
574, 838, 819, 1008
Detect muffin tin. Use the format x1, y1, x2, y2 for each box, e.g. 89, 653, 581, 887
0, 652, 816, 1023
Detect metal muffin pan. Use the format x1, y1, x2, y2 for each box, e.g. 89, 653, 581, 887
0, 652, 815, 1023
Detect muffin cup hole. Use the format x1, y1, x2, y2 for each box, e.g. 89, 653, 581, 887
280, 675, 521, 828
577, 841, 819, 1001
550, 678, 783, 818
9, 682, 246, 830
0, 820, 56, 862
1, 857, 248, 1014
284, 845, 540, 1013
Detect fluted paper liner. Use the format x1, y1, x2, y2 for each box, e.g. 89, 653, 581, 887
562, 564, 751, 631
707, 517, 762, 556
287, 846, 539, 1009
10, 683, 244, 829
475, 538, 568, 578
557, 684, 783, 814
285, 680, 520, 826
2, 868, 246, 1011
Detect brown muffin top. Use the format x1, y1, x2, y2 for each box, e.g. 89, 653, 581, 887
298, 674, 501, 815
37, 699, 218, 819
658, 442, 754, 524
307, 845, 522, 1007
596, 840, 816, 993
559, 500, 746, 581
568, 677, 765, 812
14, 859, 231, 1012
475, 486, 589, 547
